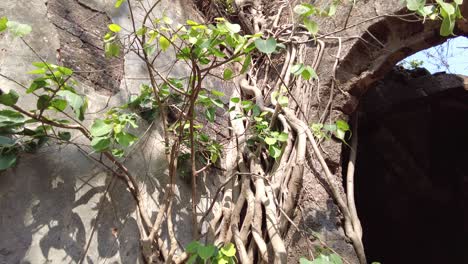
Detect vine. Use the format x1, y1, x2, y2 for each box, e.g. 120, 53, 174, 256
0, 0, 465, 263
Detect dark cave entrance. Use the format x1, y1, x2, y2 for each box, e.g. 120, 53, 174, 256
349, 69, 468, 264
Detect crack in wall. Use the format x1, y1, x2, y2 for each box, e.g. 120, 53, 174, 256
45, 0, 124, 95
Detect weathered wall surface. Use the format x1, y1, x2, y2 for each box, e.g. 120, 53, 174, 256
283, 1, 468, 263
1, 0, 467, 263
0, 0, 201, 263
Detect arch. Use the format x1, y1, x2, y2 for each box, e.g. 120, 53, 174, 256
335, 3, 468, 111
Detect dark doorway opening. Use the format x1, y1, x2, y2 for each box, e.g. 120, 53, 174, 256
351, 69, 468, 264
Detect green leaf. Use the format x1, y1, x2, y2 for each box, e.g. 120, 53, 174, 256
223, 68, 233, 80
147, 30, 158, 43
0, 110, 24, 121
108, 24, 122, 32
6, 21, 32, 37
0, 110, 25, 128
252, 105, 261, 117
162, 16, 173, 25
230, 97, 240, 103
327, 1, 338, 16
268, 144, 282, 158
31, 62, 51, 68
143, 43, 156, 56
211, 98, 224, 108
91, 119, 114, 137
406, 0, 426, 11
58, 66, 73, 76
135, 27, 146, 36
197, 245, 216, 260
0, 90, 19, 106
115, 0, 125, 8
186, 255, 198, 264
0, 153, 17, 170
37, 95, 51, 110
211, 90, 225, 97
278, 96, 288, 107
241, 54, 252, 74
58, 131, 71, 141
335, 129, 346, 140
455, 4, 463, 19
105, 42, 120, 57
115, 132, 137, 147
335, 120, 350, 131
205, 107, 216, 122
264, 137, 277, 145
159, 36, 170, 51
27, 79, 48, 93
305, 253, 343, 264
111, 148, 125, 157
186, 20, 200, 26
291, 64, 305, 75
104, 32, 115, 42
241, 100, 253, 110
50, 99, 67, 111
220, 243, 236, 257
225, 21, 241, 33
437, 0, 455, 15
323, 124, 336, 133
417, 5, 436, 17
304, 18, 319, 35
329, 253, 343, 264
440, 15, 455, 36
57, 90, 87, 121
210, 151, 219, 163
186, 241, 200, 254
277, 132, 288, 142
299, 258, 314, 264
0, 136, 15, 146
217, 256, 230, 264
254, 38, 277, 54
28, 68, 46, 75
0, 17, 8, 32
91, 136, 111, 152
302, 66, 318, 80
294, 4, 314, 16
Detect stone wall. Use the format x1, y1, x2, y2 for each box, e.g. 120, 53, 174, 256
0, 1, 198, 263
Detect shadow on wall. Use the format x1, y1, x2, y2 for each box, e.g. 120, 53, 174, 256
0, 0, 212, 263
0, 145, 141, 263
349, 69, 468, 264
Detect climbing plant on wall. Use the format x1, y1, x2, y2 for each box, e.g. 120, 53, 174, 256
0, 0, 465, 263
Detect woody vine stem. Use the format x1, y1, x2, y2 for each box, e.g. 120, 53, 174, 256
0, 0, 464, 263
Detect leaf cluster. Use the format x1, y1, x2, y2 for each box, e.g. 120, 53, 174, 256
405, 0, 464, 36
299, 253, 343, 264
0, 17, 32, 37
0, 61, 87, 170
104, 23, 122, 57
311, 119, 351, 143
293, 1, 341, 36
252, 111, 289, 159
0, 110, 52, 170
90, 110, 139, 157
186, 241, 237, 264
